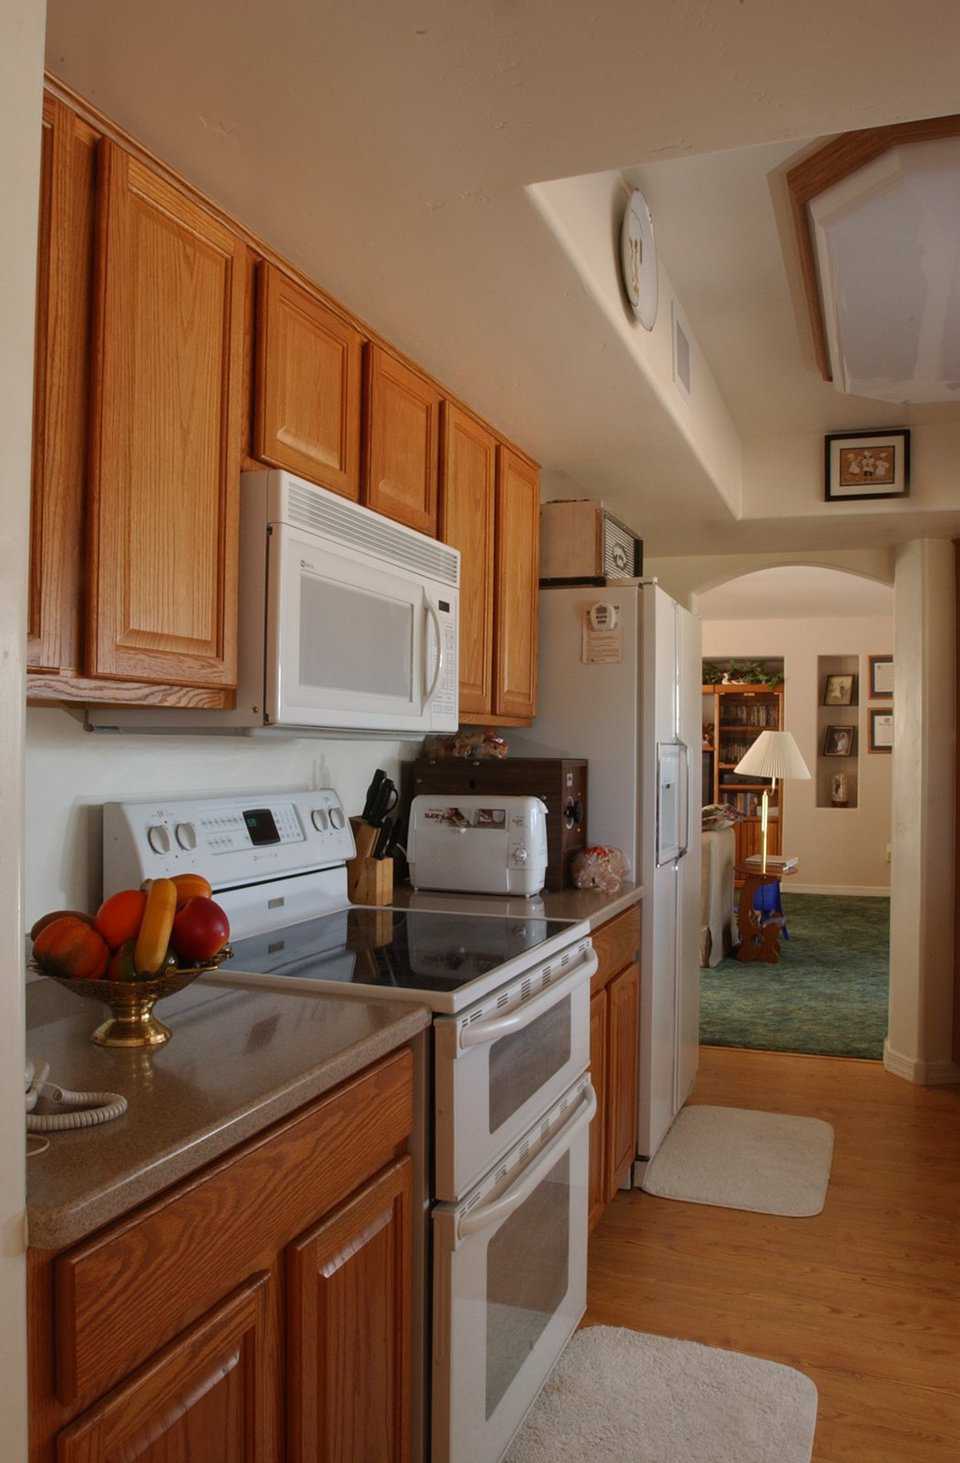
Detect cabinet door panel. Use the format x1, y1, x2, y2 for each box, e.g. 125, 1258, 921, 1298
28, 97, 97, 675
57, 1274, 276, 1463
440, 404, 495, 716
363, 346, 439, 535
86, 142, 245, 687
493, 447, 539, 719
589, 989, 608, 1233
254, 263, 362, 498
605, 962, 640, 1200
287, 1157, 412, 1463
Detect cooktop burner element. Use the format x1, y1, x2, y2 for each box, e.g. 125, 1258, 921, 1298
223, 906, 575, 997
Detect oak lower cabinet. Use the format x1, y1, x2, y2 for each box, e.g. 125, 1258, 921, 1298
254, 262, 363, 499
287, 1156, 412, 1463
493, 447, 540, 720
57, 1275, 275, 1462
29, 1049, 416, 1463
363, 345, 441, 536
588, 905, 642, 1233
588, 989, 609, 1230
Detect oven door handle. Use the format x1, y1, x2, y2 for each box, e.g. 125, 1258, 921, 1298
423, 601, 444, 707
458, 945, 598, 1051
457, 1082, 597, 1240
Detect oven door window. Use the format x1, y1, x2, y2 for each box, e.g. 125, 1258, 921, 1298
488, 998, 571, 1136
485, 1152, 570, 1418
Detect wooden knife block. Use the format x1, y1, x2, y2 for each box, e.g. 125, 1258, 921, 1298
348, 818, 393, 904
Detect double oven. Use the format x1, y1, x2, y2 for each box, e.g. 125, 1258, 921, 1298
429, 931, 597, 1462
105, 790, 598, 1463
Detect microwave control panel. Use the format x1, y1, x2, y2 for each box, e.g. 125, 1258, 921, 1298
102, 790, 355, 895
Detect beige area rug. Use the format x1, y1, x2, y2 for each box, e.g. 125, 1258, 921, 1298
641, 1105, 834, 1217
507, 1326, 818, 1463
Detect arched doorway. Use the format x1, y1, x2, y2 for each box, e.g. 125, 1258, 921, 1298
692, 564, 893, 1061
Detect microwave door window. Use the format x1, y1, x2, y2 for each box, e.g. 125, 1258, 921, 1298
298, 576, 415, 702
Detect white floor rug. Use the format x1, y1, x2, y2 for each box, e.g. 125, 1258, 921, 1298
641, 1105, 834, 1217
507, 1327, 818, 1463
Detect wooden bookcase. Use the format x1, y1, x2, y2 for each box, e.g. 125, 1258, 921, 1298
702, 682, 785, 869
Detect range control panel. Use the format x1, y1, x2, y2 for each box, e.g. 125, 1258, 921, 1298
103, 790, 355, 896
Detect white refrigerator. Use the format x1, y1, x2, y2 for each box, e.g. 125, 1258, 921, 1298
510, 579, 701, 1162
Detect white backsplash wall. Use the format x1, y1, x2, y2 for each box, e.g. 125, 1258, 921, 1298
25, 706, 416, 923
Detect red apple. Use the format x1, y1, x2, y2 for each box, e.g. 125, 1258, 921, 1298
171, 897, 230, 965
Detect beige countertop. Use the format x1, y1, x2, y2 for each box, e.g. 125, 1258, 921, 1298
25, 976, 429, 1251
390, 880, 643, 930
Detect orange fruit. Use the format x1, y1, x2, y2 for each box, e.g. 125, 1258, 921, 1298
172, 873, 213, 907
95, 889, 148, 951
34, 916, 110, 980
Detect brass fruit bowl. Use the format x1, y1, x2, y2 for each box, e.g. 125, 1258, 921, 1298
33, 948, 233, 1049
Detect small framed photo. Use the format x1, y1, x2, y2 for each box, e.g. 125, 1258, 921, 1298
825, 429, 910, 502
823, 724, 856, 757
823, 673, 856, 706
869, 707, 894, 753
868, 655, 894, 700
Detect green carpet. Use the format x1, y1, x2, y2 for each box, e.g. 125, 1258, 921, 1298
700, 893, 890, 1060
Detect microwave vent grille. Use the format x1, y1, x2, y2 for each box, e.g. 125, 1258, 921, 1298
284, 483, 459, 587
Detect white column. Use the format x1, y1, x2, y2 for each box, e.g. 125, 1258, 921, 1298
0, 1, 46, 1455
886, 539, 960, 1083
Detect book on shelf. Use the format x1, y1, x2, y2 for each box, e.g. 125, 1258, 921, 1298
744, 853, 798, 872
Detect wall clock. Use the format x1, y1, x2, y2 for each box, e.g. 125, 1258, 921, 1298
620, 188, 658, 329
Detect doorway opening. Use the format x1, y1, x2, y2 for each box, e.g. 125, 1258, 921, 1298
693, 565, 893, 1060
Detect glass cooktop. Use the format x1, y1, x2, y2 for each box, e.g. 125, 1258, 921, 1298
222, 906, 576, 995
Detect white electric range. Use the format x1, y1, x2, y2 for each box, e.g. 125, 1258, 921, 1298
103, 790, 597, 1463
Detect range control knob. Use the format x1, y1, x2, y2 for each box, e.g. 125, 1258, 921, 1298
175, 822, 197, 851
511, 844, 529, 865
147, 824, 171, 855
311, 808, 329, 832
329, 807, 346, 830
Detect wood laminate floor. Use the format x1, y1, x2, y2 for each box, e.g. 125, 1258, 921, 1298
585, 1046, 960, 1462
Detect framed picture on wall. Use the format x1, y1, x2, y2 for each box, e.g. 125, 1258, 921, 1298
825, 429, 910, 502
869, 707, 894, 753
868, 655, 894, 700
823, 673, 856, 706
823, 724, 856, 757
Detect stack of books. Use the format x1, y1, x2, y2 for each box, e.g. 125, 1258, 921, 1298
744, 853, 798, 873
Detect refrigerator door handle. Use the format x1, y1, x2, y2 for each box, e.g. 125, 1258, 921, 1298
675, 738, 690, 862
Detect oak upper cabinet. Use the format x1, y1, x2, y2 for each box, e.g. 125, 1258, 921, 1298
86, 141, 246, 689
440, 404, 496, 717
287, 1157, 412, 1463
57, 1276, 276, 1463
493, 446, 540, 719
588, 990, 609, 1232
605, 961, 640, 1200
363, 345, 440, 535
254, 263, 363, 499
28, 96, 97, 676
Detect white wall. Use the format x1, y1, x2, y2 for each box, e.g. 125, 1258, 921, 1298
647, 546, 895, 609
25, 709, 416, 920
701, 616, 893, 894
886, 540, 959, 1084
0, 1, 45, 1454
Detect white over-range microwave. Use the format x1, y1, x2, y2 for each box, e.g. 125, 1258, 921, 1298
89, 470, 460, 737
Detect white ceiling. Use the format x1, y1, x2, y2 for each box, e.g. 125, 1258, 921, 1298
44, 0, 960, 556
696, 565, 894, 620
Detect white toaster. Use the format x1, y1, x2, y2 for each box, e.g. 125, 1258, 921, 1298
407, 794, 549, 897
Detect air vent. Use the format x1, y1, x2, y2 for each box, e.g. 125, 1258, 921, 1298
466, 1008, 484, 1024
283, 482, 459, 587
464, 1189, 483, 1212
520, 977, 532, 1002
496, 992, 510, 1010
495, 1164, 508, 1186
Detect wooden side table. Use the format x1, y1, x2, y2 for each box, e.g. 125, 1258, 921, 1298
734, 864, 797, 964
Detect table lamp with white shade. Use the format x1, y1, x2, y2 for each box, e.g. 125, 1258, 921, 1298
734, 730, 811, 874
